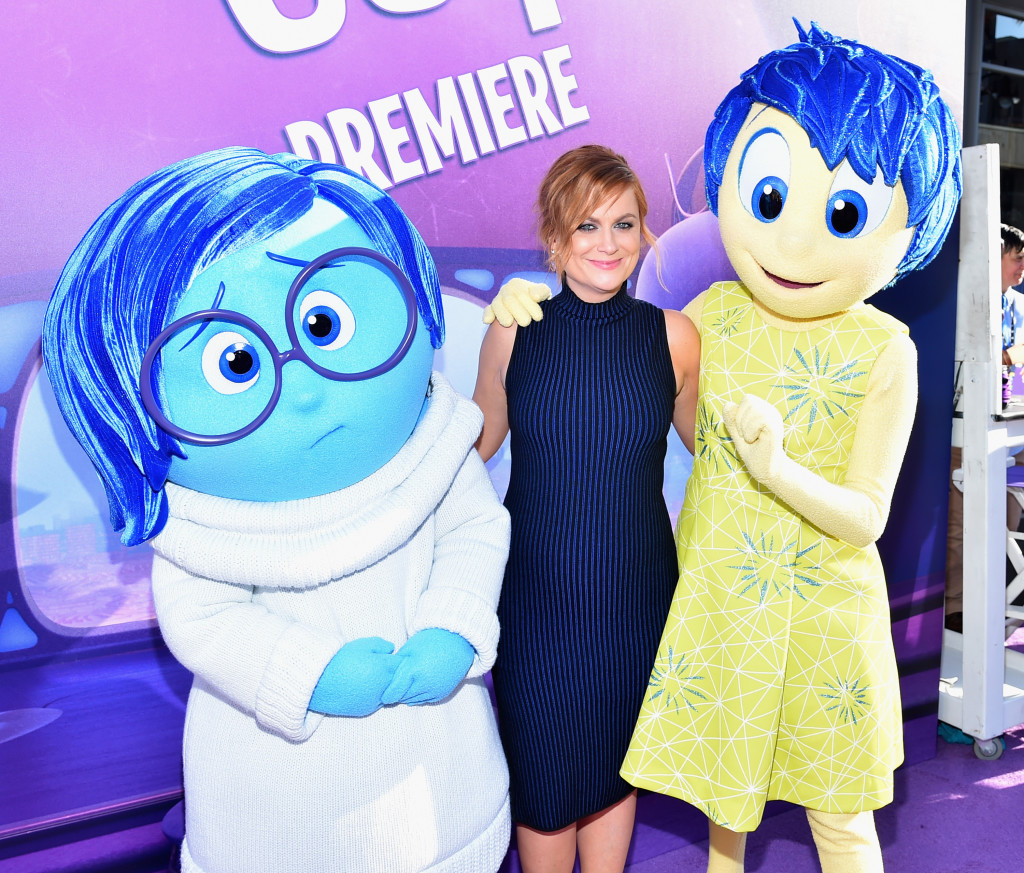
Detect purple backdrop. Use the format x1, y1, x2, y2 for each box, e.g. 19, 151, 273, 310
0, 0, 966, 864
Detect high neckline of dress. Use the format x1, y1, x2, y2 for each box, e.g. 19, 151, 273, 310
551, 278, 634, 323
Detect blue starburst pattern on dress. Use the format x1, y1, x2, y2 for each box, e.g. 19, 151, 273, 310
778, 346, 867, 432
820, 677, 870, 724
713, 306, 746, 337
704, 803, 729, 828
731, 532, 821, 603
647, 647, 708, 713
695, 403, 740, 474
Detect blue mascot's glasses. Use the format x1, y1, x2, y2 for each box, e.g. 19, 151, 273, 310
140, 247, 418, 446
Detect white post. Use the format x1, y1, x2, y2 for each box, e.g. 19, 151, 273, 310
957, 143, 1006, 741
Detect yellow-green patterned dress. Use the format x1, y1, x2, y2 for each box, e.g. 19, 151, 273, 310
621, 281, 905, 832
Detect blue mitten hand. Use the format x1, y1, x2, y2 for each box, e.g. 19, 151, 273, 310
380, 628, 475, 706
309, 637, 398, 717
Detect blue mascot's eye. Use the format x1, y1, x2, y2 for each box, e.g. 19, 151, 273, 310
754, 178, 788, 222
737, 128, 791, 224
305, 308, 339, 344
827, 191, 867, 237
299, 289, 355, 351
825, 160, 895, 239
221, 346, 256, 380
202, 331, 261, 395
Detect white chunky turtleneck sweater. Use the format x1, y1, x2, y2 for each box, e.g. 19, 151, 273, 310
150, 374, 511, 873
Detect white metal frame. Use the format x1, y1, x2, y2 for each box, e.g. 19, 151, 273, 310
939, 143, 1024, 754
1003, 487, 1024, 629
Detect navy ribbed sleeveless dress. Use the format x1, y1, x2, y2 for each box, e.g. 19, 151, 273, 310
491, 280, 678, 831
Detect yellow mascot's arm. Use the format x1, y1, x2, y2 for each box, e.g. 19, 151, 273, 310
722, 333, 917, 548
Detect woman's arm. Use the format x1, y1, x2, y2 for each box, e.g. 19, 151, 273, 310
664, 309, 700, 454
472, 320, 517, 462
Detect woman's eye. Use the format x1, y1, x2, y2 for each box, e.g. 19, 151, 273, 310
825, 160, 894, 239
737, 128, 790, 223
201, 331, 261, 395
299, 289, 355, 351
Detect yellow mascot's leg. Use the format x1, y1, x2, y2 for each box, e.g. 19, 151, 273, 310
707, 820, 747, 873
805, 809, 884, 873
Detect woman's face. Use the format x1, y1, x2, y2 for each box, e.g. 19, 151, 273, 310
559, 187, 642, 303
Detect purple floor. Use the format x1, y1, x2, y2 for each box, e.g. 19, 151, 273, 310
6, 724, 1021, 873
4, 634, 1024, 873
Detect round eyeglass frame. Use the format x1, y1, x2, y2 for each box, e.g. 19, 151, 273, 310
139, 246, 419, 447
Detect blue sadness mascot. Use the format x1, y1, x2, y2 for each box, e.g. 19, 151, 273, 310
43, 148, 511, 873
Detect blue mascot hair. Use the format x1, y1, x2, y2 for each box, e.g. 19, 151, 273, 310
704, 20, 962, 279
42, 147, 444, 546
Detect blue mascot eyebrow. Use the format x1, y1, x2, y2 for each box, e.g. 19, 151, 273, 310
266, 250, 347, 269
177, 252, 346, 354
177, 281, 229, 352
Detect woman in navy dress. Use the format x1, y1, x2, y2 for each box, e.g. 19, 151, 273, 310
473, 145, 699, 873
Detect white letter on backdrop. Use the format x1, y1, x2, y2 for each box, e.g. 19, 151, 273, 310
284, 120, 339, 163
521, 0, 561, 32
543, 45, 589, 128
326, 108, 394, 189
366, 0, 448, 11
404, 79, 478, 171
224, 0, 346, 54
368, 95, 426, 185
508, 56, 562, 138
457, 73, 497, 156
477, 64, 528, 150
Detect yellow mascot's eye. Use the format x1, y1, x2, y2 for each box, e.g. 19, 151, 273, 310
737, 128, 791, 223
825, 160, 895, 239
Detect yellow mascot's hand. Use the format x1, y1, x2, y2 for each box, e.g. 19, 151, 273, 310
722, 395, 785, 483
482, 278, 552, 327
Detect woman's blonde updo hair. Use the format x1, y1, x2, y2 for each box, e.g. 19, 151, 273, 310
536, 144, 656, 275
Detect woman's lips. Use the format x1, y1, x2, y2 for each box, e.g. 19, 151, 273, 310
589, 259, 623, 270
